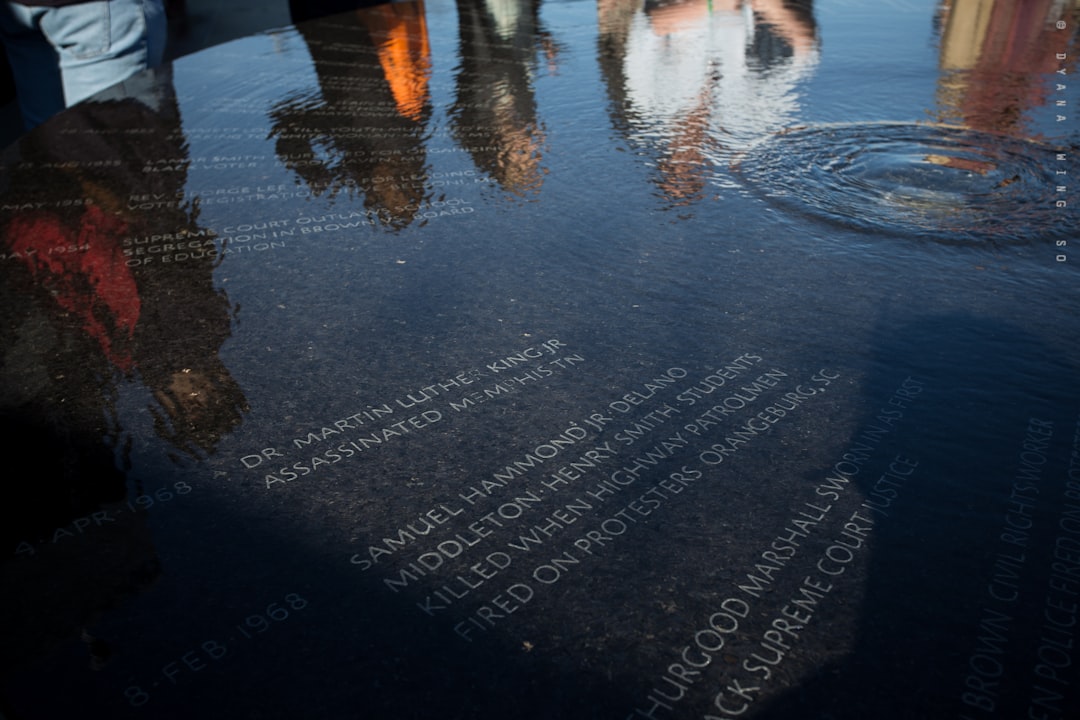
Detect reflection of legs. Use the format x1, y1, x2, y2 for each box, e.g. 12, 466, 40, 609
0, 0, 166, 129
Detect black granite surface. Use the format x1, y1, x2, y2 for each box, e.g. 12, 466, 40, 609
1, 1, 1078, 718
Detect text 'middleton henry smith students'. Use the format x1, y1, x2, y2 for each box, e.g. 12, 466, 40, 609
0, 0, 166, 129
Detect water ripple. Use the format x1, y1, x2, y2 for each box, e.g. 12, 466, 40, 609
733, 122, 1074, 243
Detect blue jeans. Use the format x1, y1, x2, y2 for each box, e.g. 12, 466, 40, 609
0, 0, 166, 129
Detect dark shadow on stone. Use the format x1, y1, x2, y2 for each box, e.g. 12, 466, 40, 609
290, 0, 393, 26
749, 311, 1080, 719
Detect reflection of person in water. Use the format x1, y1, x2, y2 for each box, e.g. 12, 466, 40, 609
1, 85, 247, 462
597, 0, 818, 205
935, 0, 1080, 138
451, 0, 552, 196
268, 1, 434, 229
0, 75, 246, 675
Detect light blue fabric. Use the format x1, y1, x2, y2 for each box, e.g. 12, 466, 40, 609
0, 0, 166, 129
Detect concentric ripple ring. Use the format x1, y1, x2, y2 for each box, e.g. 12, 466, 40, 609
733, 122, 1073, 243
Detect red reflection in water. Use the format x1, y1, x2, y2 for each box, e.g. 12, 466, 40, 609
7, 205, 139, 371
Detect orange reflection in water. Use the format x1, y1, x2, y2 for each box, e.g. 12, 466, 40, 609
367, 1, 432, 122
936, 0, 1079, 137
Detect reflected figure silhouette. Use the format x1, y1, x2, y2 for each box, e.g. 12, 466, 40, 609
0, 73, 247, 678
597, 0, 818, 206
450, 0, 552, 197
935, 0, 1080, 138
269, 2, 435, 229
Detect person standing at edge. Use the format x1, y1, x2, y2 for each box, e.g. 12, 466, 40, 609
0, 0, 166, 130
